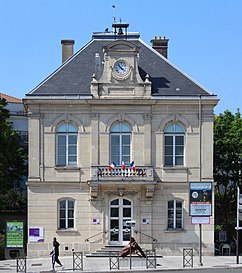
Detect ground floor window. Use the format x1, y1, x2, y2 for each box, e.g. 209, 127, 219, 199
167, 199, 183, 229
58, 199, 74, 229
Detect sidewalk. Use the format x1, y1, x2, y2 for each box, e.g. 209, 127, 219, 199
1, 255, 242, 273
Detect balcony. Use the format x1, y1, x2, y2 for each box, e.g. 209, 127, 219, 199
91, 166, 154, 182
89, 166, 156, 200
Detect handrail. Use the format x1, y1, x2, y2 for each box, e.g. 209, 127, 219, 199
85, 230, 108, 242
134, 230, 157, 242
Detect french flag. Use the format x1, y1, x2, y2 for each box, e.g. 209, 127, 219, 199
121, 161, 125, 169
109, 162, 116, 170
130, 161, 136, 171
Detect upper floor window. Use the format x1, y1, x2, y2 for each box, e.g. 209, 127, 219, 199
167, 199, 183, 229
110, 122, 131, 166
58, 199, 75, 229
164, 123, 185, 166
56, 123, 77, 166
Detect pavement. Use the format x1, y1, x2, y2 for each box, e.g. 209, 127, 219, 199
1, 255, 242, 273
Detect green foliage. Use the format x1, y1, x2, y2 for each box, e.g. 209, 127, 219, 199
0, 188, 26, 211
214, 109, 242, 238
0, 234, 4, 260
0, 98, 27, 194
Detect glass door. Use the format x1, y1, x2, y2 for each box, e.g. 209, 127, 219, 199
109, 198, 132, 245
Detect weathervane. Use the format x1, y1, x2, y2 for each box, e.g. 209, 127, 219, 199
112, 5, 116, 23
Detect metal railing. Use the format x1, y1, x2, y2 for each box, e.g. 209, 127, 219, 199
109, 251, 120, 270
73, 252, 83, 271
146, 249, 157, 269
134, 230, 158, 242
183, 248, 193, 268
85, 230, 108, 242
16, 254, 26, 273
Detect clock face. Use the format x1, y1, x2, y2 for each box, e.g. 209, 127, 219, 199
114, 61, 128, 75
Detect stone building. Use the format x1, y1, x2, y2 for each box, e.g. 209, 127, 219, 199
24, 23, 218, 258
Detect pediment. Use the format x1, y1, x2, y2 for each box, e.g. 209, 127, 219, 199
104, 40, 139, 53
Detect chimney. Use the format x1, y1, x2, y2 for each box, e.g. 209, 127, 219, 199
61, 40, 75, 63
150, 36, 169, 58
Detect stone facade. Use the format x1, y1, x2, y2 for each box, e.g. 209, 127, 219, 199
24, 25, 218, 258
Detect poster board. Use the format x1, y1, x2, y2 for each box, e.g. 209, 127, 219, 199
6, 221, 24, 248
189, 182, 212, 216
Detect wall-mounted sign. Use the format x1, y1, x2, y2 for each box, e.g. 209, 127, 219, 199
142, 219, 149, 224
6, 221, 24, 248
28, 227, 44, 242
92, 218, 100, 224
189, 182, 212, 216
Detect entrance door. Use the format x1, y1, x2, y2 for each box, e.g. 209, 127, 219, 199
109, 198, 132, 245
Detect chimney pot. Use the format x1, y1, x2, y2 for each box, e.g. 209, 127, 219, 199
61, 40, 75, 63
150, 35, 169, 59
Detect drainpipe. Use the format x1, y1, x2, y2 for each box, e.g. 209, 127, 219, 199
198, 95, 203, 266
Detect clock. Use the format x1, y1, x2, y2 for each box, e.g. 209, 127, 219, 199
113, 60, 130, 79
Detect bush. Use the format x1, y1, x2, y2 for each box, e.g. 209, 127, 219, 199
0, 234, 5, 260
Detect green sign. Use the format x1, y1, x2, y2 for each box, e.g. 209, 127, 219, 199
6, 221, 24, 248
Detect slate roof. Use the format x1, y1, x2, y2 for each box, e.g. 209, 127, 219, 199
27, 32, 214, 98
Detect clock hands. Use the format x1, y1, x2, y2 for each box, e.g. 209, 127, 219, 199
118, 63, 125, 71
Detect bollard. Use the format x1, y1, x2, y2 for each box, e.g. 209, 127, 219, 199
109, 251, 120, 270
73, 252, 83, 271
183, 248, 193, 268
146, 249, 156, 269
16, 254, 26, 273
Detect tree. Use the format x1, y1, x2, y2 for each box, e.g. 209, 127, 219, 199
0, 98, 27, 210
214, 109, 242, 240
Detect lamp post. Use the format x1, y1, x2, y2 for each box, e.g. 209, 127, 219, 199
236, 159, 242, 264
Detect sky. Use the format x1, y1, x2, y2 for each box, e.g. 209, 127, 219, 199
0, 0, 242, 114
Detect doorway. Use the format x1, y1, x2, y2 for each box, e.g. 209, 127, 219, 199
109, 198, 132, 245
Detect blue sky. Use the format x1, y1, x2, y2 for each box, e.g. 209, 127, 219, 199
0, 0, 241, 114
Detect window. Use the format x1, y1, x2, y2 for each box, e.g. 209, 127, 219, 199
164, 123, 185, 166
110, 122, 131, 165
56, 123, 77, 166
167, 200, 183, 229
58, 199, 75, 229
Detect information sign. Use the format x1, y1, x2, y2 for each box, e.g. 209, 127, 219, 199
189, 182, 212, 216
6, 221, 24, 248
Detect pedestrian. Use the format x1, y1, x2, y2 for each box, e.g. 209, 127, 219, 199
50, 246, 56, 270
50, 237, 62, 269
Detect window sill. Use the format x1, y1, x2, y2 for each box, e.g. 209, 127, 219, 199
56, 229, 79, 234
55, 166, 80, 171
164, 229, 186, 233
163, 166, 188, 170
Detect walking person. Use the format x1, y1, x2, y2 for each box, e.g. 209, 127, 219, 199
50, 237, 62, 270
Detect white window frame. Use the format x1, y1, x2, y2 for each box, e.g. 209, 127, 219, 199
164, 123, 185, 166
56, 123, 78, 166
167, 199, 183, 229
110, 122, 131, 166
58, 199, 75, 230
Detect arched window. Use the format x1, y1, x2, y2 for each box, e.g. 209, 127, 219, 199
164, 123, 185, 166
58, 199, 75, 229
110, 122, 131, 166
56, 123, 78, 166
167, 199, 183, 229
